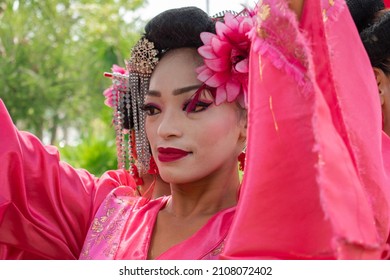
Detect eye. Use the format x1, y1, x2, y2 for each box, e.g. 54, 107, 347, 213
183, 100, 213, 113
140, 103, 161, 116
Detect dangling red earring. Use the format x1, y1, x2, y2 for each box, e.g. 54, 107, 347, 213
238, 151, 246, 172
148, 156, 159, 175
141, 156, 159, 202
131, 163, 144, 186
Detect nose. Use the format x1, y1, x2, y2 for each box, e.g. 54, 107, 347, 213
156, 108, 184, 139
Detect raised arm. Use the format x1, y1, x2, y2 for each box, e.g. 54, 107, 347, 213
0, 100, 136, 259
222, 0, 390, 259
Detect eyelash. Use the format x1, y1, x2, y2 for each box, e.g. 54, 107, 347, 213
140, 100, 213, 116
140, 104, 161, 116
183, 100, 213, 113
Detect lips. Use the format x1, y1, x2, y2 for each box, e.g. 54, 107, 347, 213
157, 147, 190, 163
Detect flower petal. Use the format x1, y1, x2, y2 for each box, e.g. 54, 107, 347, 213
103, 87, 113, 97
205, 72, 229, 87
226, 80, 241, 102
224, 13, 240, 30
215, 85, 227, 105
216, 21, 234, 38
197, 68, 214, 83
200, 32, 216, 45
204, 57, 230, 72
104, 98, 113, 107
198, 45, 218, 59
196, 65, 208, 74
239, 18, 254, 34
112, 64, 126, 74
211, 37, 231, 57
235, 58, 249, 73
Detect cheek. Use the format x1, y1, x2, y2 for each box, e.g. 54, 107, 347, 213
145, 119, 157, 146
195, 114, 241, 152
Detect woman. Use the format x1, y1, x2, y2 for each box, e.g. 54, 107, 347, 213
346, 0, 390, 136
0, 1, 389, 260
0, 6, 247, 260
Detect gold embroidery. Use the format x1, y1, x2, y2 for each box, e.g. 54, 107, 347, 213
80, 192, 137, 259
322, 9, 328, 22
258, 55, 264, 81
91, 218, 104, 233
211, 242, 225, 256
269, 96, 279, 132
258, 4, 271, 21
257, 26, 268, 39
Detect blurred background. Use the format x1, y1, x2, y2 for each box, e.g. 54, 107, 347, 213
0, 0, 248, 176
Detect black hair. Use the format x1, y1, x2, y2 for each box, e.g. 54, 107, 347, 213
346, 0, 390, 74
346, 0, 385, 32
144, 6, 215, 58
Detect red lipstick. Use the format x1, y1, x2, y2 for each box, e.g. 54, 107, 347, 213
157, 147, 190, 163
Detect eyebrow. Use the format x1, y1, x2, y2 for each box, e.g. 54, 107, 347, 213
147, 84, 202, 97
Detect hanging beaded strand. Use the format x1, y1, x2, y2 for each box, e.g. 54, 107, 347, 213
123, 77, 134, 175
130, 72, 142, 174
126, 37, 159, 177
112, 75, 125, 170
119, 77, 128, 170
139, 75, 151, 173
107, 72, 131, 170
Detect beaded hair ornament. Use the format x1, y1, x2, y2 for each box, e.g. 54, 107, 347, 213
103, 37, 159, 184
103, 9, 253, 184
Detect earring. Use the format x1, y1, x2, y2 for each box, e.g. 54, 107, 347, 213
147, 156, 159, 175
238, 151, 246, 171
131, 163, 144, 186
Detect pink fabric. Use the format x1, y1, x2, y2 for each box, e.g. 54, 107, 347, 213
385, 0, 390, 8
0, 100, 137, 259
222, 0, 390, 259
80, 187, 235, 260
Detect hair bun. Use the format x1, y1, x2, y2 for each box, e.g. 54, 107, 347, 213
144, 7, 215, 53
346, 0, 385, 32
360, 11, 390, 70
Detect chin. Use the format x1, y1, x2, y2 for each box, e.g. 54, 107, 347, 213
159, 169, 201, 185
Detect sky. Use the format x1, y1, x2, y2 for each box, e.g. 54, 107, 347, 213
137, 0, 252, 20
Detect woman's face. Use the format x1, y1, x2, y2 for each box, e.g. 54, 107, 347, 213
144, 48, 246, 184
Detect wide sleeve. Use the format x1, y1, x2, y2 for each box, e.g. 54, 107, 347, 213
222, 0, 390, 259
0, 99, 137, 259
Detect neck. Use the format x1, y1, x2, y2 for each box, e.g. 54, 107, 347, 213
166, 162, 240, 218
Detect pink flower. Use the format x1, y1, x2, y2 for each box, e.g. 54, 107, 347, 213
103, 64, 128, 108
197, 12, 254, 107
112, 64, 127, 75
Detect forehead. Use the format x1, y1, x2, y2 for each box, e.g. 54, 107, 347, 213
149, 48, 203, 92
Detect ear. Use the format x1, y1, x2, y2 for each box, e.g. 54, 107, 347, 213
374, 67, 385, 105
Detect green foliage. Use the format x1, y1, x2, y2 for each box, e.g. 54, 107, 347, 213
0, 0, 146, 141
57, 105, 124, 176
0, 0, 147, 174
59, 138, 117, 177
